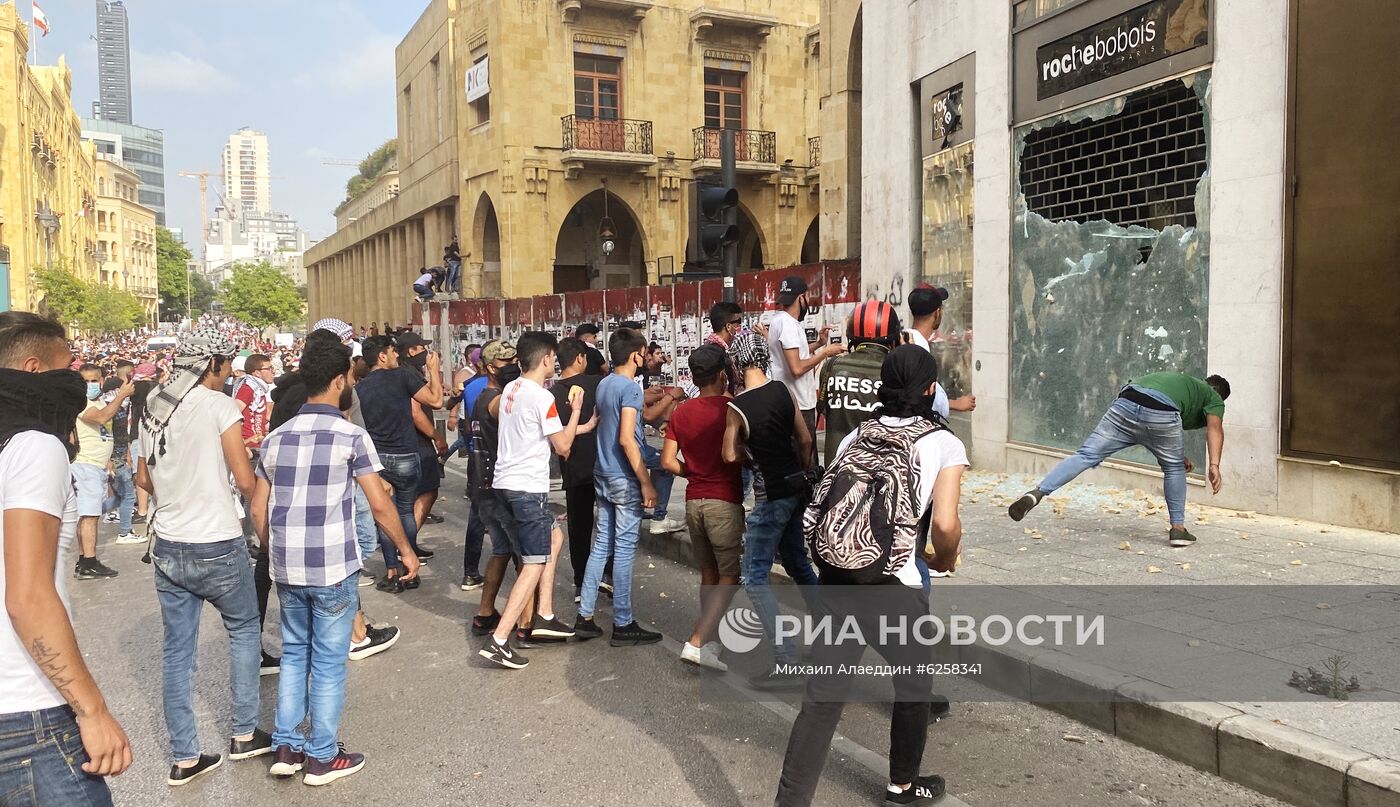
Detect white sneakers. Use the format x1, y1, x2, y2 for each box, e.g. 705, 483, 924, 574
681, 641, 728, 672
649, 517, 686, 535
114, 532, 145, 545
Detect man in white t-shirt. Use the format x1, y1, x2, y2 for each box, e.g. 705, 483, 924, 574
479, 331, 588, 670
136, 330, 271, 785
903, 284, 975, 418
776, 344, 965, 807
0, 312, 131, 804
767, 276, 844, 464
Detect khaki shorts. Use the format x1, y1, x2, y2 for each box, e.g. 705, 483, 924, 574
685, 499, 744, 577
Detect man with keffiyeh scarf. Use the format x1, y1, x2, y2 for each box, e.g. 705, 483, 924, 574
0, 311, 132, 804
134, 326, 274, 784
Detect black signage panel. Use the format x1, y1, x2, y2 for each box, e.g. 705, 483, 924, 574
931, 84, 964, 145
1036, 0, 1208, 100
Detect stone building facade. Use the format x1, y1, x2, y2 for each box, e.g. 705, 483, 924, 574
307, 0, 822, 328
856, 0, 1400, 532
0, 4, 99, 313
94, 157, 158, 324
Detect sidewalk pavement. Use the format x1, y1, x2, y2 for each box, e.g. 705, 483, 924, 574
636, 468, 1400, 807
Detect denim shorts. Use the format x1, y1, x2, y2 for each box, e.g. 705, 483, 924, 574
498, 489, 554, 565
473, 489, 520, 559
70, 463, 107, 517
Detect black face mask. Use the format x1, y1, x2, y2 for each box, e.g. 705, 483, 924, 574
797, 295, 810, 321
404, 352, 428, 370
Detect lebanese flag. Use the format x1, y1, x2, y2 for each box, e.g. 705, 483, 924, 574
32, 2, 49, 36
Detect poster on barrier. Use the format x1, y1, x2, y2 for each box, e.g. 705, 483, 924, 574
449, 299, 496, 369
502, 298, 532, 345
565, 290, 605, 348
671, 282, 702, 393
646, 285, 675, 387
821, 261, 862, 345
604, 287, 648, 340
533, 295, 565, 341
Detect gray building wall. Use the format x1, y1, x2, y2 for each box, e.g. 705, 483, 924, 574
95, 1, 132, 125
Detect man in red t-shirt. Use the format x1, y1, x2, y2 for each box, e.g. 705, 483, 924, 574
234, 354, 275, 451
661, 344, 743, 672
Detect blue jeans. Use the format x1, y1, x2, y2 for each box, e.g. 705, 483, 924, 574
273, 574, 358, 762
641, 443, 674, 520
0, 706, 112, 806
446, 259, 462, 293
462, 505, 484, 576
376, 452, 422, 571
581, 476, 644, 626
741, 494, 818, 660
1040, 395, 1188, 525
352, 485, 377, 564
111, 460, 137, 533
498, 490, 553, 565
150, 538, 261, 763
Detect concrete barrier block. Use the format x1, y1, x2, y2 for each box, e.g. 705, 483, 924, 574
1114, 681, 1243, 774
1349, 758, 1400, 807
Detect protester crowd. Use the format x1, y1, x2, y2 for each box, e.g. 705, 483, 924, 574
0, 273, 1230, 806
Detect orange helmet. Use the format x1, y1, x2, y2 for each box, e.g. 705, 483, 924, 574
848, 300, 901, 342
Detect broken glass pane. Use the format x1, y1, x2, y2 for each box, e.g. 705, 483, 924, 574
1010, 70, 1212, 468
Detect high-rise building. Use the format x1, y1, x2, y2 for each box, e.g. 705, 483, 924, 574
222, 127, 271, 214
81, 119, 166, 225
95, 1, 132, 124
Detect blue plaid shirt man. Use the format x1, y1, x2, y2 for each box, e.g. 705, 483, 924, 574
256, 404, 383, 586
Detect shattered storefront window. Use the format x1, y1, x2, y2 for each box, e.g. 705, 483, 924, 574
921, 141, 975, 406
1010, 71, 1211, 465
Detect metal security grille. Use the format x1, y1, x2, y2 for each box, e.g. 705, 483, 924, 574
1020, 81, 1207, 230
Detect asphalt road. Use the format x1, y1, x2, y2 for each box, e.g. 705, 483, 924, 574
70, 480, 1290, 807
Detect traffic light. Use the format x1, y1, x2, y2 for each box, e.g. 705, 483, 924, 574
689, 181, 739, 265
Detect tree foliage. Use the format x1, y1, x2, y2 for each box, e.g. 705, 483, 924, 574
156, 227, 216, 319
34, 262, 145, 333
334, 139, 397, 215
218, 261, 303, 328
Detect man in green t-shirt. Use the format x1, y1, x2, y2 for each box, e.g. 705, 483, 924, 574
1008, 372, 1230, 547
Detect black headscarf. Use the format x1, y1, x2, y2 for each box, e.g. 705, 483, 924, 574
0, 368, 88, 460
875, 345, 942, 422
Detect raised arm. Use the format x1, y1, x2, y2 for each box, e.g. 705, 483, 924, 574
548, 386, 586, 460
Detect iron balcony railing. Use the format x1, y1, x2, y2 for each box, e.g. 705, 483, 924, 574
693, 127, 777, 164
561, 115, 654, 155
809, 136, 821, 167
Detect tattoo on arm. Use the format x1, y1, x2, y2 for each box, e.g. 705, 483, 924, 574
28, 636, 87, 717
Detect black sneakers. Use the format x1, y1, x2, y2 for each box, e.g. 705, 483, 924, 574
260, 651, 280, 677
1169, 526, 1199, 548
348, 625, 400, 660
423, 513, 444, 525
229, 728, 274, 760
415, 547, 435, 561
269, 745, 304, 778
375, 573, 404, 594
1008, 489, 1045, 522
460, 574, 485, 591
531, 616, 575, 641
478, 635, 528, 670
167, 753, 223, 786
471, 611, 501, 636
74, 556, 118, 580
885, 774, 946, 804
748, 669, 804, 691
302, 744, 365, 786
573, 616, 604, 640
610, 621, 662, 647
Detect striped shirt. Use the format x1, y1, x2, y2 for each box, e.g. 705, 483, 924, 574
256, 403, 382, 586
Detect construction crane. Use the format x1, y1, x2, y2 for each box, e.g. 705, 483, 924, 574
177, 168, 223, 260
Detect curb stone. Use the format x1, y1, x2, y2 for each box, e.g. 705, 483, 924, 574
636, 528, 1400, 807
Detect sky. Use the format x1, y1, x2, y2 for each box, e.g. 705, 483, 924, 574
27, 0, 427, 245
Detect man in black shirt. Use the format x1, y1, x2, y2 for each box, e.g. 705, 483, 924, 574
722, 332, 819, 687
552, 337, 609, 599
468, 344, 526, 638
356, 335, 443, 591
